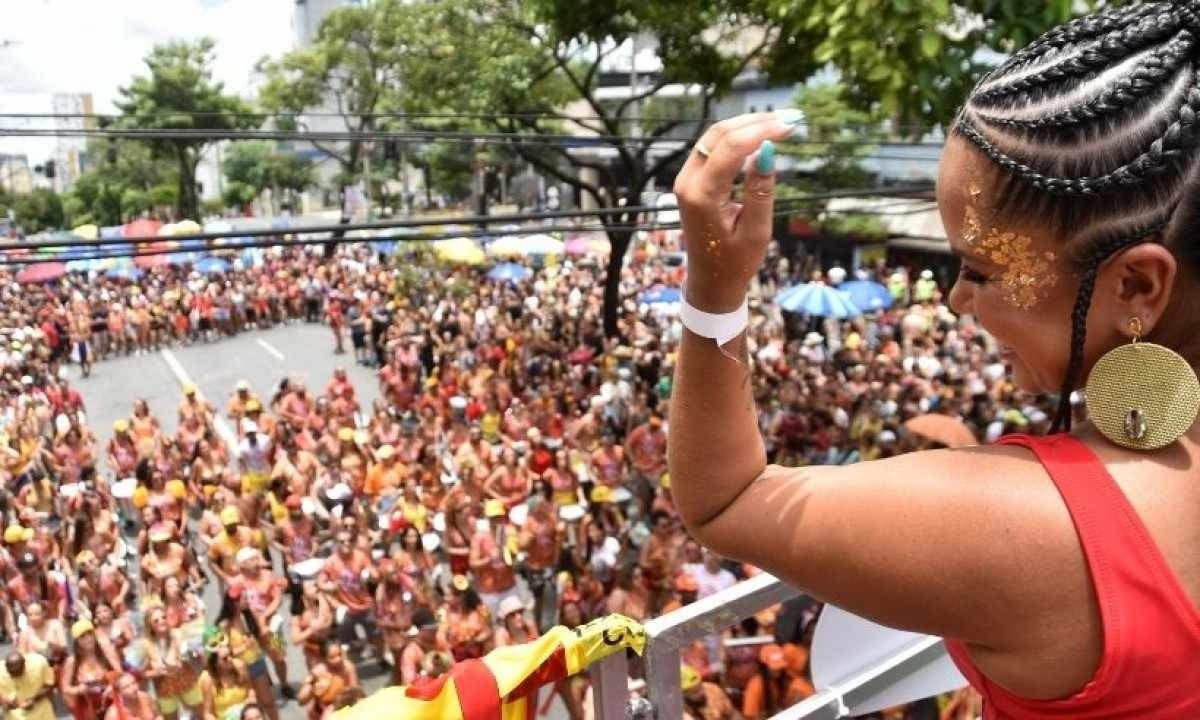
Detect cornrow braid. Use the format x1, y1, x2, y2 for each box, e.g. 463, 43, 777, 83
1051, 215, 1171, 432
972, 9, 1183, 106
957, 81, 1200, 196
1001, 3, 1164, 73
977, 31, 1196, 131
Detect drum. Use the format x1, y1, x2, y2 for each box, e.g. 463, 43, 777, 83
291, 557, 326, 580
508, 504, 529, 527
559, 504, 585, 522
422, 532, 442, 553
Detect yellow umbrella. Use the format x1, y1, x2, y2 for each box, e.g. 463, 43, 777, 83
433, 237, 486, 265
172, 220, 201, 235
72, 224, 99, 241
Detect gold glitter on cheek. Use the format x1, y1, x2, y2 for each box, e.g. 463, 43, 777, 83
978, 229, 1059, 309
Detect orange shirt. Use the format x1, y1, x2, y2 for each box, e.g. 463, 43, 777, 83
364, 462, 405, 497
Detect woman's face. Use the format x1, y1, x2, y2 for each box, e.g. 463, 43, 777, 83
164, 576, 181, 598
26, 603, 44, 625
95, 604, 114, 625
402, 526, 420, 549
937, 137, 1076, 394
149, 609, 168, 634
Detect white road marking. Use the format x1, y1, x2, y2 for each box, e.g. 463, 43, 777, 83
160, 348, 238, 451
257, 338, 285, 361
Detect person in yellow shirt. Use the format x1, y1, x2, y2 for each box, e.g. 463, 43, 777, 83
0, 651, 56, 720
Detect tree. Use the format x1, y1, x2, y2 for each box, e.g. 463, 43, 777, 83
64, 138, 178, 226
257, 0, 412, 204
765, 0, 1124, 136
222, 141, 316, 214
115, 39, 257, 220
0, 188, 64, 233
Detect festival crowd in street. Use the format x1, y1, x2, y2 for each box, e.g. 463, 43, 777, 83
0, 237, 1030, 720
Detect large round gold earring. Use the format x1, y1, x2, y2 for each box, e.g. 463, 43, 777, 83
1085, 316, 1200, 450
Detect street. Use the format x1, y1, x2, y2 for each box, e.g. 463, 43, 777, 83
63, 321, 571, 720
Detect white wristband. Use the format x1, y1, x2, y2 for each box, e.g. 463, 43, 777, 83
680, 297, 749, 346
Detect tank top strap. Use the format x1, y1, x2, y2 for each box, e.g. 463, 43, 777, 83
996, 433, 1200, 675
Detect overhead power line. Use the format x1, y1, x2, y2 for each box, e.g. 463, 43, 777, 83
0, 111, 944, 134
0, 126, 948, 151
0, 185, 935, 254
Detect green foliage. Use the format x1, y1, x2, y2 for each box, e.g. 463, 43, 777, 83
222, 141, 316, 211
0, 188, 64, 233
65, 139, 178, 226
784, 82, 884, 192
820, 212, 889, 239
115, 38, 257, 219
763, 0, 1127, 135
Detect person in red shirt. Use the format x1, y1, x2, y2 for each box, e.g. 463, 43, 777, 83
318, 531, 381, 660
469, 503, 518, 618
518, 494, 561, 631
232, 548, 290, 696
626, 412, 668, 515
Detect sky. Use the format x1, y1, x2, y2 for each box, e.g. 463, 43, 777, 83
0, 0, 295, 163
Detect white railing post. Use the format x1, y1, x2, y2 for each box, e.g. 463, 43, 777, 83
590, 650, 631, 720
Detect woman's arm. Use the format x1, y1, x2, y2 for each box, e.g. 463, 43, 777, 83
667, 113, 1090, 650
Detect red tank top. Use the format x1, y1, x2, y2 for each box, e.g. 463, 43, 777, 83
945, 434, 1200, 718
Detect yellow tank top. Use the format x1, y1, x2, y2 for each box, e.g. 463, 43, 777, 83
209, 674, 250, 718
481, 412, 501, 441
228, 627, 262, 665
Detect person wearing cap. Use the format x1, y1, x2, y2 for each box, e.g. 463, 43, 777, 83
208, 506, 256, 586
0, 650, 56, 720
107, 419, 139, 480
61, 619, 122, 720
397, 607, 447, 686
243, 399, 276, 438
913, 268, 938, 303
236, 418, 272, 495
363, 444, 404, 497
231, 547, 291, 699
469, 500, 519, 619
661, 571, 700, 614
140, 522, 190, 598
226, 380, 259, 425
493, 595, 538, 648
681, 662, 738, 720
626, 411, 668, 515
6, 551, 63, 628
442, 574, 493, 662
317, 529, 381, 661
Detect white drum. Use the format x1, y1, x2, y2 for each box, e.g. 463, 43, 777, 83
422, 532, 442, 553
291, 557, 327, 579
559, 504, 585, 522
508, 504, 528, 527
111, 477, 137, 500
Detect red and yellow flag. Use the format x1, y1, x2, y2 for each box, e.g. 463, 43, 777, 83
334, 614, 645, 720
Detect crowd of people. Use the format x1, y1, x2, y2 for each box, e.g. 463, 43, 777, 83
0, 234, 1040, 720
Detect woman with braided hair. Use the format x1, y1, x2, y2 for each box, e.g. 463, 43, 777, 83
670, 2, 1200, 717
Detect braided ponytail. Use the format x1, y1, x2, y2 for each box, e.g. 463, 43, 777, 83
955, 1, 1200, 433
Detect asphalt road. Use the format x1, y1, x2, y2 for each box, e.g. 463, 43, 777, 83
67, 321, 572, 720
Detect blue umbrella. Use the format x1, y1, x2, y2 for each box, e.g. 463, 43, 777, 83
837, 280, 893, 311
775, 282, 861, 318
487, 262, 532, 282
195, 256, 231, 275
106, 263, 142, 281
639, 287, 683, 305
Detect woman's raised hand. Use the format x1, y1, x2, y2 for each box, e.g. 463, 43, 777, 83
673, 110, 803, 312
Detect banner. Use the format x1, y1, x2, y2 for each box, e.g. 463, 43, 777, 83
334, 614, 645, 720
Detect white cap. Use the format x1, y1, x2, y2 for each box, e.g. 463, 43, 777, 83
20, 375, 32, 385
879, 430, 897, 444
827, 267, 846, 285
803, 332, 824, 347
920, 269, 934, 280
498, 595, 526, 618
235, 547, 260, 566
235, 380, 250, 391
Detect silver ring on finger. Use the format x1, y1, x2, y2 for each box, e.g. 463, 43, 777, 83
694, 140, 712, 158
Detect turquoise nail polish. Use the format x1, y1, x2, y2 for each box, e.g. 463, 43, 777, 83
756, 140, 776, 174
774, 108, 804, 126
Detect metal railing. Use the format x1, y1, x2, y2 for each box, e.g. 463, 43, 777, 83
589, 573, 957, 719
